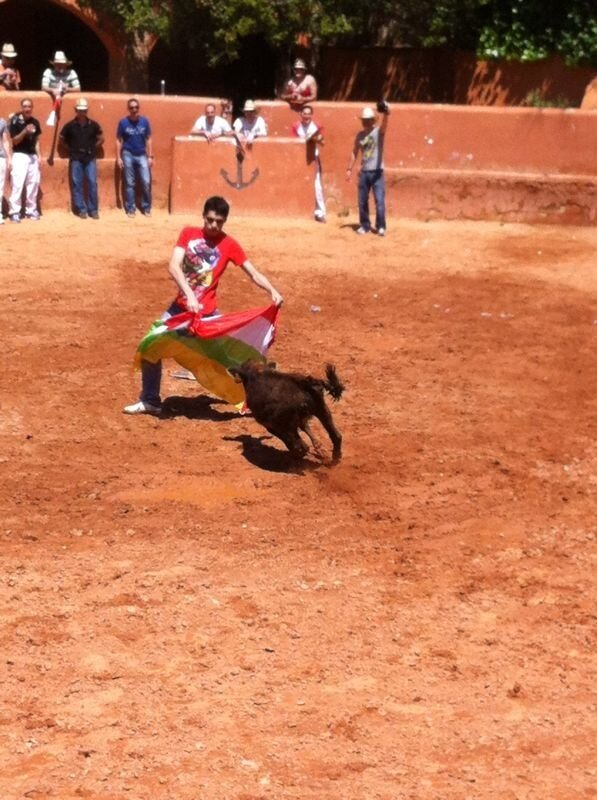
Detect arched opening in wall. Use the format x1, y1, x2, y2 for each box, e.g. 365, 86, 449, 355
0, 0, 108, 91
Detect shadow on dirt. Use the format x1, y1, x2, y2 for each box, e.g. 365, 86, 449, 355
162, 395, 239, 422
224, 434, 324, 474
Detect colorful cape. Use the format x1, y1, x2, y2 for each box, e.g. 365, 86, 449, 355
134, 304, 279, 406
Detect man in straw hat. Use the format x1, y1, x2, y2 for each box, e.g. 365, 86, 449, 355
280, 58, 318, 109
346, 102, 390, 237
232, 100, 268, 145
60, 97, 104, 219
42, 51, 81, 125
0, 43, 21, 91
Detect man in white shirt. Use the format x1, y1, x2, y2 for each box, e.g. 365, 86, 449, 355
233, 100, 268, 148
190, 102, 232, 142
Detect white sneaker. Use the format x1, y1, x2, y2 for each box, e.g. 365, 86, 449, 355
0, 216, 4, 225
123, 400, 161, 416
377, 228, 386, 237
356, 226, 369, 235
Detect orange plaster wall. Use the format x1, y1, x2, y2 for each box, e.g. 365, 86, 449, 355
258, 101, 597, 175
0, 93, 219, 210
171, 137, 316, 216
1, 93, 595, 224
319, 48, 596, 108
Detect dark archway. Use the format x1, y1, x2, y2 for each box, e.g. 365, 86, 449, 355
0, 0, 108, 91
149, 34, 278, 108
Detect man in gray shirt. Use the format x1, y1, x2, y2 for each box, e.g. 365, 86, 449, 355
346, 103, 390, 236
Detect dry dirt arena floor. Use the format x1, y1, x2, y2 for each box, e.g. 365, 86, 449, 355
0, 210, 596, 800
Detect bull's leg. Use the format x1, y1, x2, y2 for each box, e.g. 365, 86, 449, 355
314, 402, 342, 461
266, 425, 309, 459
301, 420, 323, 456
285, 429, 309, 459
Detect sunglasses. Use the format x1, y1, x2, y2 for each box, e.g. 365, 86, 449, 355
128, 105, 139, 111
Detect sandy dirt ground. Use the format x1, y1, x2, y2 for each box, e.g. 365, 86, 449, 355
0, 209, 596, 800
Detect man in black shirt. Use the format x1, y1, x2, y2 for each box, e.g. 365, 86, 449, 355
8, 98, 42, 222
60, 98, 104, 219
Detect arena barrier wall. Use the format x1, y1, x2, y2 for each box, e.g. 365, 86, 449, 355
1, 93, 595, 224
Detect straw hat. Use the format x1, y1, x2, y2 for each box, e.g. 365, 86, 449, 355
360, 107, 375, 120
50, 50, 72, 66
293, 59, 307, 70
243, 99, 257, 112
75, 97, 89, 111
1, 43, 17, 59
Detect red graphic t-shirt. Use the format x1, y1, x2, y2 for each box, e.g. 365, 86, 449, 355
175, 227, 246, 315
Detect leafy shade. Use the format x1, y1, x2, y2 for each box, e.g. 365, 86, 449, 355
396, 0, 597, 66
76, 0, 597, 67
77, 0, 173, 38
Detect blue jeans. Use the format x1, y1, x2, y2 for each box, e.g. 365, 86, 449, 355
139, 303, 222, 406
140, 360, 162, 406
70, 159, 98, 215
358, 169, 386, 231
122, 150, 151, 214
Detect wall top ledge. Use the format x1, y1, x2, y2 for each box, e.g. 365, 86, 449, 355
174, 136, 306, 144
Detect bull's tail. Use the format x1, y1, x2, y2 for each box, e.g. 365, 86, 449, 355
324, 364, 344, 402
293, 365, 345, 401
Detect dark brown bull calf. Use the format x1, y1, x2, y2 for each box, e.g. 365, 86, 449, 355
229, 361, 344, 461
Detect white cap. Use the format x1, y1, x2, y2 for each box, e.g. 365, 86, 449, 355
75, 97, 89, 111
243, 99, 257, 112
293, 59, 307, 70
360, 107, 375, 120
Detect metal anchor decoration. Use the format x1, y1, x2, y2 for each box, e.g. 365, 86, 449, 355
220, 149, 259, 190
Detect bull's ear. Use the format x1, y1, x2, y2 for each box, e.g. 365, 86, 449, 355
267, 361, 278, 369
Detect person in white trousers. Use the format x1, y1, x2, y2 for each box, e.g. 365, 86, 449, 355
8, 98, 42, 222
0, 115, 12, 223
291, 105, 326, 222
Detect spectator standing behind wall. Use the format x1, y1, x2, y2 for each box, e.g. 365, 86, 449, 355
292, 105, 326, 223
0, 43, 21, 91
280, 59, 318, 110
0, 115, 12, 223
116, 98, 153, 218
233, 100, 268, 153
346, 103, 390, 237
42, 51, 81, 126
8, 98, 42, 222
60, 98, 104, 220
191, 103, 232, 141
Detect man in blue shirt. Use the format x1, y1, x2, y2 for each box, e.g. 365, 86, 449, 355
116, 98, 154, 217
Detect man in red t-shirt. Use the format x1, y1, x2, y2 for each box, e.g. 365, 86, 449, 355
124, 195, 283, 415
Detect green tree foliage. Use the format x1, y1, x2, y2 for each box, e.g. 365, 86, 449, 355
172, 0, 399, 64
394, 0, 596, 66
478, 0, 597, 65
77, 0, 597, 67
77, 0, 173, 38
